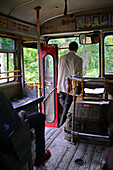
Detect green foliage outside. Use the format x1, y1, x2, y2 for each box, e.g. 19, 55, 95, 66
23, 35, 113, 82
23, 48, 39, 82
49, 37, 99, 77
0, 37, 15, 50
0, 37, 15, 83
104, 35, 113, 74
0, 35, 113, 83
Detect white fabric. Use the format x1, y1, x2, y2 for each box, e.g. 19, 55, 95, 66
57, 51, 83, 93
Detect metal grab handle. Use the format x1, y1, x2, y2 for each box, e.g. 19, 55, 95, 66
43, 88, 56, 103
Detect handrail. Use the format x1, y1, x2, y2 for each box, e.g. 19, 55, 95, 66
23, 40, 38, 43
25, 82, 41, 97
43, 88, 56, 103
66, 75, 113, 101
0, 33, 20, 39
0, 49, 16, 53
0, 70, 21, 74
0, 75, 21, 80
25, 82, 40, 85
0, 70, 21, 80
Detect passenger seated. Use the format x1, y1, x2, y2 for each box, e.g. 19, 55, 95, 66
0, 91, 51, 167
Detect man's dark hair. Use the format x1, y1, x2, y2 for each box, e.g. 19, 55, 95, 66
69, 41, 78, 51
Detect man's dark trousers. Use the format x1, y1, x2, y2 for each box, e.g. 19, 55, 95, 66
59, 92, 73, 127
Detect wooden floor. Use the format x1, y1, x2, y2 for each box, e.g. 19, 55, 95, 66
31, 126, 107, 170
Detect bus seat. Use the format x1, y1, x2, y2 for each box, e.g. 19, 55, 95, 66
0, 120, 33, 170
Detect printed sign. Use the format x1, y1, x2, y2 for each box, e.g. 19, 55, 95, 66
76, 13, 113, 30
10, 20, 30, 33
0, 16, 7, 28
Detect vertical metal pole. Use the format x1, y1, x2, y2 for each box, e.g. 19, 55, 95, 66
81, 78, 84, 99
105, 79, 108, 99
72, 93, 76, 142
34, 6, 41, 97
100, 31, 103, 77
20, 39, 24, 97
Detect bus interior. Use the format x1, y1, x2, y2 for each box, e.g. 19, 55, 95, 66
0, 0, 113, 169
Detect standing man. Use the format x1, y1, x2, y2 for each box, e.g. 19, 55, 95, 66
58, 41, 83, 127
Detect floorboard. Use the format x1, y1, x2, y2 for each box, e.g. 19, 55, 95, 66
23, 126, 107, 170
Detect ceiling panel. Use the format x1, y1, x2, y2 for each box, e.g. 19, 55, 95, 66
0, 0, 113, 25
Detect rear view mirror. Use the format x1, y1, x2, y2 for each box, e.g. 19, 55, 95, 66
79, 32, 100, 44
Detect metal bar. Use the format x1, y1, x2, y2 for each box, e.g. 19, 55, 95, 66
34, 6, 41, 97
0, 34, 20, 39
75, 95, 113, 101
67, 76, 113, 84
71, 131, 109, 139
23, 40, 38, 43
0, 70, 20, 74
72, 94, 76, 142
24, 82, 40, 91
100, 31, 104, 77
25, 82, 40, 85
0, 49, 16, 53
43, 88, 56, 103
67, 77, 82, 82
0, 75, 21, 80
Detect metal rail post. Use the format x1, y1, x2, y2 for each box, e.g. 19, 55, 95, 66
34, 6, 41, 97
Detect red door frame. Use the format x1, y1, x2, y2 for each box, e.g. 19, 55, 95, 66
40, 44, 58, 128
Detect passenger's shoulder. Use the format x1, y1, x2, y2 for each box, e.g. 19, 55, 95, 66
75, 54, 83, 60
60, 53, 68, 60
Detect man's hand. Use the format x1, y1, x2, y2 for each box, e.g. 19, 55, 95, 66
18, 110, 26, 121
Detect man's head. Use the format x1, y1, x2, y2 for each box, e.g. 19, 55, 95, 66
91, 34, 100, 44
69, 41, 78, 52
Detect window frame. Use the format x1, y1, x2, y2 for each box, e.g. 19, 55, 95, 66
48, 36, 101, 77
0, 37, 18, 84
103, 32, 113, 77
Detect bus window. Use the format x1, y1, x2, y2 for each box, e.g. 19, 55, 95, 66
0, 37, 15, 50
23, 48, 39, 82
43, 54, 55, 122
104, 35, 113, 74
0, 37, 16, 83
48, 37, 99, 77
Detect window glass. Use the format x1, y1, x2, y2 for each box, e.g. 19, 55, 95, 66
0, 53, 15, 83
0, 53, 7, 83
23, 48, 39, 82
9, 53, 14, 71
44, 54, 55, 122
49, 37, 99, 77
9, 53, 14, 81
0, 36, 16, 83
104, 35, 113, 74
0, 53, 7, 72
0, 37, 15, 50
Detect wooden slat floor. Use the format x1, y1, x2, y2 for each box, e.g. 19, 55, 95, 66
34, 126, 107, 170
23, 126, 108, 170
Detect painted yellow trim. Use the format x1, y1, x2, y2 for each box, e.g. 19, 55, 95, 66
100, 31, 103, 77
23, 40, 38, 43
110, 36, 113, 43
0, 75, 20, 80
0, 34, 20, 39
0, 70, 20, 74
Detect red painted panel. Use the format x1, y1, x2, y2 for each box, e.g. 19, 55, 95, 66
40, 44, 58, 128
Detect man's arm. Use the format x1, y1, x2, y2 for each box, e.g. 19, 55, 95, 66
78, 58, 83, 77
57, 56, 65, 93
